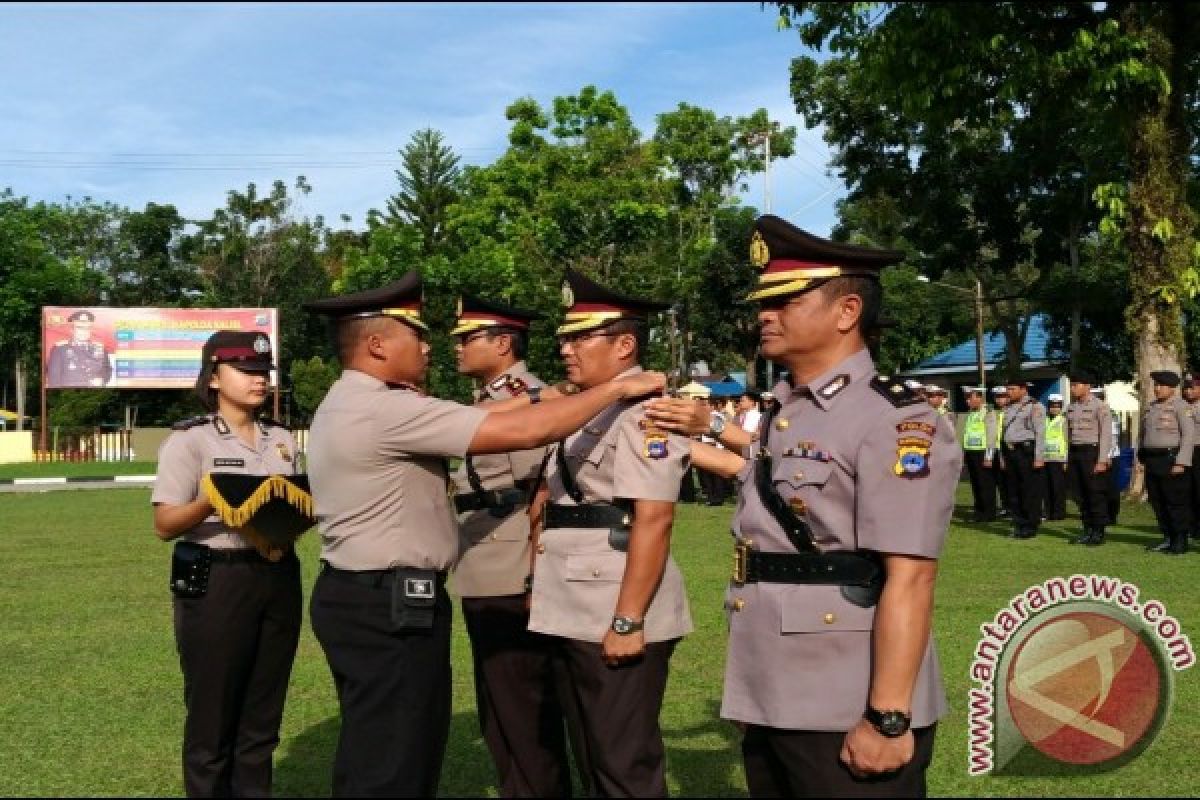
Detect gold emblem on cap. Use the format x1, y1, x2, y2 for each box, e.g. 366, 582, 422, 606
561, 281, 575, 308
750, 231, 770, 268
775, 418, 790, 430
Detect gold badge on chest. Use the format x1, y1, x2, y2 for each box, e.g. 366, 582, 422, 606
276, 443, 292, 462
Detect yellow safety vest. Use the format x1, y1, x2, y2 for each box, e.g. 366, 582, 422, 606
963, 410, 988, 451
1044, 415, 1067, 459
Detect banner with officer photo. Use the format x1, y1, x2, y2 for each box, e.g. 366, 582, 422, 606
42, 307, 277, 389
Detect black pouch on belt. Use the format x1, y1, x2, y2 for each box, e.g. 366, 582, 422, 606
170, 541, 212, 598
390, 567, 437, 631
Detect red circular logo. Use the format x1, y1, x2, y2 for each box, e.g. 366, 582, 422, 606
1005, 610, 1165, 766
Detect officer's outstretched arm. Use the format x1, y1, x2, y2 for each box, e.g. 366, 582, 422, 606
468, 371, 666, 455
642, 396, 755, 451
690, 440, 746, 479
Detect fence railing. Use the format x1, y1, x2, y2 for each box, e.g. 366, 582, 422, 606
32, 427, 311, 464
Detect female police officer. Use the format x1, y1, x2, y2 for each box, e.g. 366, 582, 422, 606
152, 331, 303, 798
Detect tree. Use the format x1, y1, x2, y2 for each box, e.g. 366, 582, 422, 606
289, 355, 340, 423
774, 2, 1199, 399
384, 129, 462, 255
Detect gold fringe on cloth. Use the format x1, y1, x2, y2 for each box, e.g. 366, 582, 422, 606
201, 473, 315, 529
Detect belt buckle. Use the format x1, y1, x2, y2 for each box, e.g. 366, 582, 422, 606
733, 540, 748, 585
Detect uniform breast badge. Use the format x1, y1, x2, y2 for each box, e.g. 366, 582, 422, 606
276, 443, 292, 463
893, 436, 932, 479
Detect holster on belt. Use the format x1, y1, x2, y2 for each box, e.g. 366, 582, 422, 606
390, 567, 440, 631
170, 541, 212, 598
453, 482, 531, 517
544, 501, 634, 551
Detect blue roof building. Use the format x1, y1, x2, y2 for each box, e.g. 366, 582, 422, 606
904, 314, 1067, 408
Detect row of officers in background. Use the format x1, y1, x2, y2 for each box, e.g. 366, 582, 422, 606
153, 215, 959, 798
950, 369, 1198, 555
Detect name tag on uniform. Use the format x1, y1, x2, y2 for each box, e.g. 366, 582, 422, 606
213, 458, 245, 468
405, 578, 434, 599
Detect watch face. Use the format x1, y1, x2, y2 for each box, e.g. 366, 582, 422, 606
613, 617, 632, 634
879, 711, 910, 736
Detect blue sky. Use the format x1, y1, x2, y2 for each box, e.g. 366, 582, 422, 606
0, 2, 844, 234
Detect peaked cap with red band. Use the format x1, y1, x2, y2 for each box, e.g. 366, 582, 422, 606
450, 294, 542, 337
746, 214, 904, 302
303, 270, 428, 333
557, 268, 670, 335
193, 330, 274, 409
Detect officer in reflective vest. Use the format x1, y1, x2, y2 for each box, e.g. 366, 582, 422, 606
990, 387, 1010, 517
1042, 394, 1068, 521
961, 387, 997, 522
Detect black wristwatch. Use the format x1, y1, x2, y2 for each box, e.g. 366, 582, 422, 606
864, 706, 912, 738
611, 615, 644, 635
528, 386, 543, 405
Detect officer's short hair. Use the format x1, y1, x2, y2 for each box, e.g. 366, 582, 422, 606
816, 276, 882, 334
335, 316, 400, 363
601, 318, 647, 357
485, 327, 528, 359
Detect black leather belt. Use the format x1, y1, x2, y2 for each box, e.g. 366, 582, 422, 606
732, 542, 882, 587
209, 548, 268, 564
1138, 447, 1177, 458
320, 562, 447, 589
454, 485, 530, 514
1069, 442, 1098, 449
544, 502, 631, 530
1003, 441, 1036, 451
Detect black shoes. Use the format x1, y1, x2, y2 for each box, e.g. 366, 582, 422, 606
1146, 540, 1172, 553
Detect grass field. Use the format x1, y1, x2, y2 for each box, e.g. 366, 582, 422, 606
0, 461, 157, 480
0, 485, 1196, 797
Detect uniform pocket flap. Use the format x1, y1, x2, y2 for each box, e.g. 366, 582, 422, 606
775, 458, 833, 490
564, 551, 626, 582
780, 588, 876, 633
566, 432, 611, 467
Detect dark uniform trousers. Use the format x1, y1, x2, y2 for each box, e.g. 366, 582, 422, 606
963, 450, 996, 520
1043, 463, 1068, 520
1067, 445, 1110, 528
990, 459, 1008, 514
173, 552, 302, 798
742, 724, 936, 798
310, 566, 453, 798
1142, 456, 1193, 551
553, 637, 677, 798
1191, 445, 1200, 537
462, 594, 582, 798
1001, 442, 1042, 533
699, 467, 729, 505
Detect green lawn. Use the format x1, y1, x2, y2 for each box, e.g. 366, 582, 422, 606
0, 460, 157, 480
0, 485, 1196, 797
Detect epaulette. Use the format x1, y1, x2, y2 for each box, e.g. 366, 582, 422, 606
172, 414, 213, 431
871, 375, 925, 408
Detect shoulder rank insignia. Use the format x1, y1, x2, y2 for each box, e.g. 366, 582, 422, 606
893, 436, 932, 479
172, 414, 212, 431
871, 376, 924, 408
818, 374, 850, 400
640, 418, 669, 460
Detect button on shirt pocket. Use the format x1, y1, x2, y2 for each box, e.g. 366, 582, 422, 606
564, 551, 626, 583
779, 585, 876, 633
775, 457, 832, 491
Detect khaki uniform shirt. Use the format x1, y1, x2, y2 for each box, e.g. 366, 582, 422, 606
152, 415, 299, 550
1139, 395, 1196, 467
307, 369, 487, 571
452, 361, 547, 598
528, 367, 694, 645
1002, 395, 1046, 459
1066, 395, 1114, 458
721, 349, 960, 732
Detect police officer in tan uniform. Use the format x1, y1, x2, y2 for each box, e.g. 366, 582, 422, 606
303, 272, 666, 798
528, 268, 693, 798
449, 295, 583, 797
645, 215, 960, 797
46, 309, 113, 387
152, 331, 303, 797
1065, 369, 1114, 546
1001, 378, 1046, 539
1138, 370, 1195, 554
